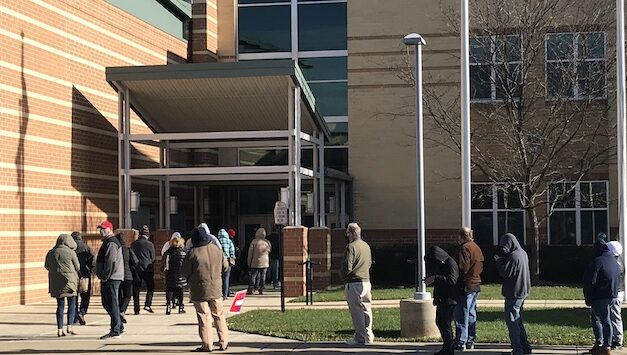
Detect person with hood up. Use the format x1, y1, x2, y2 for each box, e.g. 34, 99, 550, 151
584, 235, 620, 355
45, 233, 80, 337
163, 234, 187, 314
217, 229, 236, 300
608, 240, 625, 350
161, 232, 182, 256
95, 220, 124, 340
182, 227, 229, 352
185, 223, 222, 251
117, 233, 138, 324
495, 233, 531, 355
131, 226, 155, 314
70, 231, 95, 326
424, 246, 459, 355
247, 228, 272, 295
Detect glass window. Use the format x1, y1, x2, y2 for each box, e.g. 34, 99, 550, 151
299, 57, 347, 81
309, 82, 348, 116
325, 147, 348, 172
326, 122, 348, 146
545, 32, 606, 99
471, 184, 493, 209
470, 65, 491, 100
240, 0, 290, 3
239, 148, 313, 169
498, 211, 525, 245
298, 3, 347, 51
238, 6, 291, 53
471, 212, 494, 248
471, 183, 526, 245
470, 35, 523, 102
550, 211, 577, 245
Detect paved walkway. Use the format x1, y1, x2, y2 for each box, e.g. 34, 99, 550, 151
0, 290, 624, 354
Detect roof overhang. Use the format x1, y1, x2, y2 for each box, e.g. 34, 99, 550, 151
106, 60, 331, 138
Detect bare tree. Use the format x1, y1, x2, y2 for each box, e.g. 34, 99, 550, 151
392, 0, 616, 280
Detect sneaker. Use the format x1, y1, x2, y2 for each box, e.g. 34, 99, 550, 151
597, 346, 611, 355
467, 343, 475, 350
345, 339, 365, 346
77, 313, 86, 326
453, 344, 466, 351
121, 316, 127, 324
144, 306, 154, 313
100, 333, 121, 340
192, 346, 212, 352
611, 343, 623, 350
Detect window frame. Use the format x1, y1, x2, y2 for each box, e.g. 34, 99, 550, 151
547, 180, 609, 246
469, 34, 524, 103
544, 31, 607, 100
471, 182, 527, 245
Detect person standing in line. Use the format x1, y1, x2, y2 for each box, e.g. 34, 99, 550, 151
342, 222, 374, 346
70, 231, 95, 326
163, 235, 187, 314
95, 220, 124, 340
266, 231, 280, 289
584, 236, 620, 355
45, 233, 80, 337
247, 228, 271, 295
131, 225, 155, 314
424, 246, 459, 355
453, 227, 484, 351
117, 233, 138, 324
608, 240, 625, 350
217, 229, 235, 300
495, 233, 531, 355
161, 232, 182, 256
182, 227, 229, 352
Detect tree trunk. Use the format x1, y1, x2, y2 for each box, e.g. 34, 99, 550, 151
528, 208, 541, 284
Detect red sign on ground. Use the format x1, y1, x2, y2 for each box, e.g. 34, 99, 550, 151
229, 290, 247, 313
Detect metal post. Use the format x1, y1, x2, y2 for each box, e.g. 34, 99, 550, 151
617, 0, 627, 302
117, 90, 124, 229
123, 88, 132, 229
294, 86, 302, 226
279, 225, 285, 312
288, 84, 295, 226
334, 183, 340, 227
461, 0, 472, 227
340, 182, 346, 228
193, 185, 199, 227
404, 33, 430, 300
164, 141, 171, 229
313, 131, 319, 226
319, 131, 326, 227
159, 143, 165, 229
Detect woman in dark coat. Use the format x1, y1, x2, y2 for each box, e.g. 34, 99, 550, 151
45, 233, 80, 337
424, 246, 459, 355
117, 233, 138, 323
163, 235, 187, 314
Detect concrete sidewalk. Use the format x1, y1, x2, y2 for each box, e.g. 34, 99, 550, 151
0, 291, 623, 354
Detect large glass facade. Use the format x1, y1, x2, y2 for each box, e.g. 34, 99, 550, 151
237, 0, 348, 172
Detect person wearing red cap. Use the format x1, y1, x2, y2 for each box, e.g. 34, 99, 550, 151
95, 220, 124, 339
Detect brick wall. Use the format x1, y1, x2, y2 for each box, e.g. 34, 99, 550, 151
0, 0, 187, 306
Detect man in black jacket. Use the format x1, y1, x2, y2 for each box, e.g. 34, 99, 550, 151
117, 233, 138, 323
424, 246, 459, 355
584, 236, 620, 355
131, 226, 156, 314
71, 231, 95, 325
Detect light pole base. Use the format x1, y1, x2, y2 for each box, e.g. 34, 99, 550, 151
400, 298, 439, 338
413, 291, 432, 300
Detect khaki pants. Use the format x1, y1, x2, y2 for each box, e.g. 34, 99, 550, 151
193, 299, 229, 350
345, 281, 374, 343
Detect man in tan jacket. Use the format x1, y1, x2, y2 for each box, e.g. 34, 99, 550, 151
342, 222, 374, 345
182, 227, 229, 352
247, 228, 272, 295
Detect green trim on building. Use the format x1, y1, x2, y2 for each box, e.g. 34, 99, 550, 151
105, 0, 191, 40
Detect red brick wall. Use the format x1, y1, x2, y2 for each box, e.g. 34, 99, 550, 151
0, 0, 187, 306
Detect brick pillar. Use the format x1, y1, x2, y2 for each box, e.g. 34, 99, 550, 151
153, 229, 172, 291
282, 226, 308, 297
330, 228, 347, 284
191, 0, 218, 62
309, 227, 331, 290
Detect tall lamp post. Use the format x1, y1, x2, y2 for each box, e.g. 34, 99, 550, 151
460, 0, 472, 227
617, 0, 627, 302
404, 33, 431, 300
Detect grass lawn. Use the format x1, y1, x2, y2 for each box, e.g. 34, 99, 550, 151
289, 284, 583, 303
228, 307, 610, 345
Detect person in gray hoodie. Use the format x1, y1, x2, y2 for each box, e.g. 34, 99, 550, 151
95, 220, 124, 340
495, 233, 531, 355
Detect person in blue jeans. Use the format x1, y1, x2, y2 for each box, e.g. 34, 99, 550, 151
453, 227, 484, 350
95, 221, 125, 340
218, 229, 236, 299
584, 235, 620, 355
495, 233, 531, 355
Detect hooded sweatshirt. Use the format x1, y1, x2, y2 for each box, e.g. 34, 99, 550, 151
96, 233, 124, 282
608, 241, 625, 292
161, 232, 181, 256
495, 233, 531, 298
218, 229, 235, 260
425, 246, 459, 306
248, 228, 272, 268
191, 227, 210, 248
45, 234, 81, 298
584, 239, 620, 303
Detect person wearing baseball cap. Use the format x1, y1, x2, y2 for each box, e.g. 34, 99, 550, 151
95, 220, 124, 339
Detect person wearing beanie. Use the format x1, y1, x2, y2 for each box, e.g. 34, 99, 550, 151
71, 231, 95, 325
584, 237, 621, 355
608, 240, 625, 350
45, 234, 80, 337
131, 226, 155, 314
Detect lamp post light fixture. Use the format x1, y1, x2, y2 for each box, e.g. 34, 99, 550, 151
170, 196, 178, 215
130, 191, 140, 212
403, 33, 431, 301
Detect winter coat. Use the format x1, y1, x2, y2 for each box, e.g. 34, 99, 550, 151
131, 236, 155, 273
44, 234, 80, 298
164, 246, 187, 288
583, 239, 620, 304
247, 230, 272, 268
425, 246, 459, 306
453, 240, 484, 294
495, 233, 531, 299
608, 241, 625, 292
95, 234, 124, 282
73, 238, 95, 278
117, 234, 138, 282
182, 242, 228, 301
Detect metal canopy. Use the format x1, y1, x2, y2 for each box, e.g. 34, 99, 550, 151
106, 60, 330, 137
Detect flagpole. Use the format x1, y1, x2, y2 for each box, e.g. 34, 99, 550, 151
616, 0, 627, 302
461, 0, 472, 227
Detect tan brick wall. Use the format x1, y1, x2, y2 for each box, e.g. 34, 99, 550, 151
0, 0, 187, 306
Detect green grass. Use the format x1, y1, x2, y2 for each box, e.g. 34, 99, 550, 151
228, 307, 614, 345
290, 284, 584, 303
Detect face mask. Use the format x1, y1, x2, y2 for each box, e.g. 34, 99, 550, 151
99, 229, 107, 238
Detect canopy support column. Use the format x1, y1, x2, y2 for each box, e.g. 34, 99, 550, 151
319, 131, 326, 227
118, 87, 132, 229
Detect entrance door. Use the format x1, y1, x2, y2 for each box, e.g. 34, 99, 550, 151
235, 214, 275, 283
